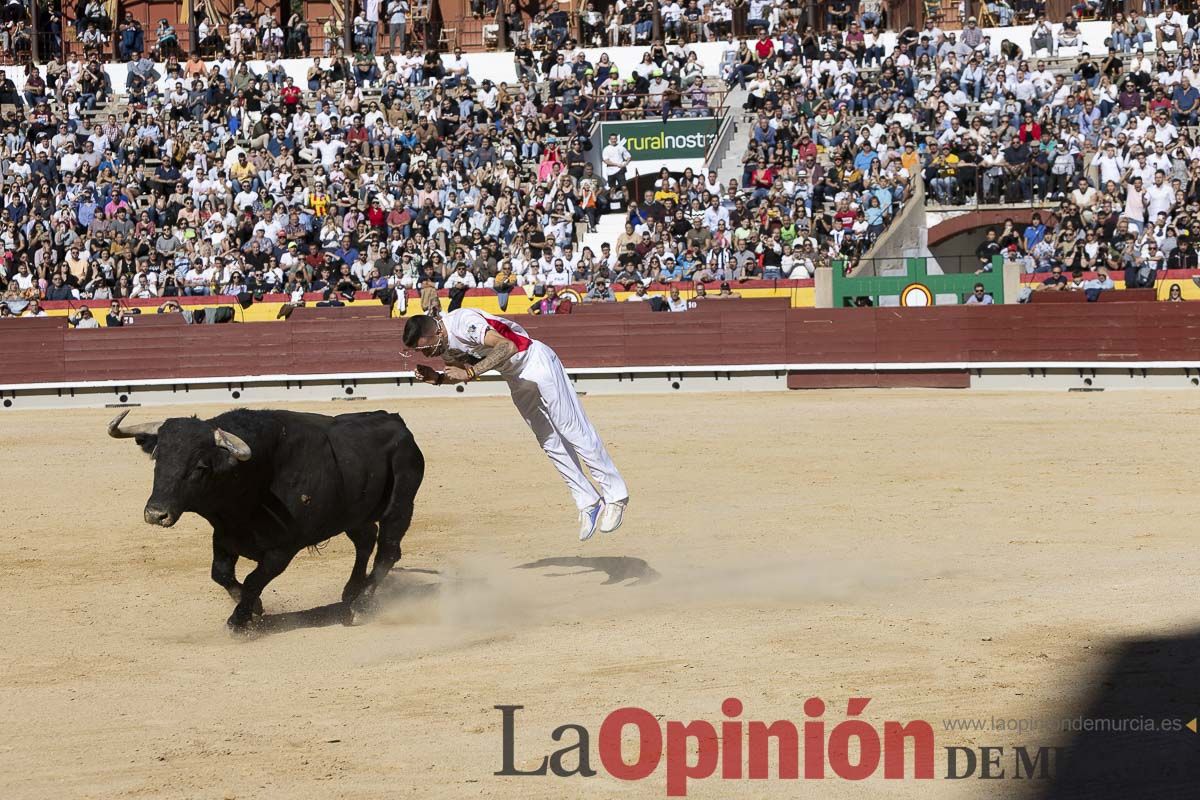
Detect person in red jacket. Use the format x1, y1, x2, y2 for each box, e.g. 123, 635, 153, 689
754, 30, 774, 67
1017, 112, 1041, 143
365, 197, 386, 230
280, 76, 302, 111
346, 116, 370, 154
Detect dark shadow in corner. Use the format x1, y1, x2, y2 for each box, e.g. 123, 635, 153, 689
516, 556, 660, 586
254, 566, 445, 635
1029, 627, 1200, 799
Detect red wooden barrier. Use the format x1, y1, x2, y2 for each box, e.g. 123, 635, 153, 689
1030, 289, 1158, 303
4, 303, 1198, 387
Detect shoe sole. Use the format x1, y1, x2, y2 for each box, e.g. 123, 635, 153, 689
580, 505, 603, 541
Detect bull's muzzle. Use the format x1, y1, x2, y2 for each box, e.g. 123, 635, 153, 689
144, 505, 176, 528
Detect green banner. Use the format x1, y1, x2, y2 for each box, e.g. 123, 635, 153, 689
600, 118, 721, 161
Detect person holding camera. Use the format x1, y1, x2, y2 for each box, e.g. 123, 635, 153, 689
68, 305, 100, 328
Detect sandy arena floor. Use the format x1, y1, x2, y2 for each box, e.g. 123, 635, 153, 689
1, 390, 1197, 799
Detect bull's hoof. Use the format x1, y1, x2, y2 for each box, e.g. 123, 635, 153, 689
226, 589, 263, 618
345, 597, 376, 626
226, 608, 264, 636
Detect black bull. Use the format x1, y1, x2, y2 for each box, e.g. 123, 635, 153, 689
108, 408, 424, 629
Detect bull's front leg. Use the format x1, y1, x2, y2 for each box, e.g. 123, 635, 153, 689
227, 547, 296, 630
211, 539, 263, 616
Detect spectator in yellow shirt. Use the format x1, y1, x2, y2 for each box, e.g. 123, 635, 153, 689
230, 152, 259, 194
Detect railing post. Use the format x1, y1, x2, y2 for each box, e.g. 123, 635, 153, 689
31, 0, 40, 63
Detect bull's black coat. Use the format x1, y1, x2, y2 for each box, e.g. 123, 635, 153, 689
116, 409, 424, 629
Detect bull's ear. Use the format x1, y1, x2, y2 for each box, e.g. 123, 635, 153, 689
213, 450, 242, 473
133, 434, 158, 457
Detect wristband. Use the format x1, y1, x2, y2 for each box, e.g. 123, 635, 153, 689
465, 366, 477, 381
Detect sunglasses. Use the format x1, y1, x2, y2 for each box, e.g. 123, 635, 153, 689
408, 324, 446, 357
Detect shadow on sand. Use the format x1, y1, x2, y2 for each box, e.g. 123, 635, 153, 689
249, 557, 659, 637
254, 567, 443, 635
1023, 626, 1200, 799
515, 556, 661, 586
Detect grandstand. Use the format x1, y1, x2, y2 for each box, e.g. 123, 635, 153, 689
3, 0, 1200, 396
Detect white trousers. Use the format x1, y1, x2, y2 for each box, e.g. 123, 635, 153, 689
507, 341, 628, 510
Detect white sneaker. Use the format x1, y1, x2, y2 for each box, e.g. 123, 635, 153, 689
579, 502, 603, 541
599, 499, 628, 534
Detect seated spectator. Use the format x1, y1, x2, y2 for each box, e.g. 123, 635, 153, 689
529, 286, 573, 315
586, 278, 616, 302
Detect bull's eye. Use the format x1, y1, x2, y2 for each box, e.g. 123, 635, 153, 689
191, 462, 210, 477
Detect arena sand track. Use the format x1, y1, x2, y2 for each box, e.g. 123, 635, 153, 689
1, 390, 1197, 799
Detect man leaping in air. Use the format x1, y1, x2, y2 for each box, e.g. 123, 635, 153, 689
402, 309, 629, 540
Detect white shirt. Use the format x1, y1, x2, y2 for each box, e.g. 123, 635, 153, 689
1093, 152, 1125, 185
601, 143, 631, 177
445, 270, 477, 289
1123, 185, 1147, 220
441, 308, 533, 377
1145, 182, 1175, 220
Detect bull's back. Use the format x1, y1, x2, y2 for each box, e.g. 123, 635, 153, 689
327, 412, 421, 516
269, 410, 421, 532
328, 410, 416, 450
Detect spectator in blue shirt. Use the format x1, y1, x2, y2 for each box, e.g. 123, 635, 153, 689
1172, 77, 1200, 126
853, 141, 879, 173
1077, 99, 1101, 142
659, 254, 685, 283
1083, 266, 1115, 292
966, 283, 995, 304
752, 118, 776, 147
1024, 213, 1047, 250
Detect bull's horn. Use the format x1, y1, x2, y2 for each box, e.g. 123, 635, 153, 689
214, 429, 252, 461
107, 410, 163, 439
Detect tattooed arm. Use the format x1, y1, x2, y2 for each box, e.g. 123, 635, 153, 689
441, 331, 518, 383
442, 347, 482, 368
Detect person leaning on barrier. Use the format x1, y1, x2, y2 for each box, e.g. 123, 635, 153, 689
585, 278, 616, 303
68, 306, 100, 328
158, 301, 235, 324
965, 283, 994, 305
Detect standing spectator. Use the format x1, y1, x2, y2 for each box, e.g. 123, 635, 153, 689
601, 133, 631, 204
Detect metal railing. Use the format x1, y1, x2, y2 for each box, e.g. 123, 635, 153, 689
844, 254, 1010, 277
922, 163, 1087, 209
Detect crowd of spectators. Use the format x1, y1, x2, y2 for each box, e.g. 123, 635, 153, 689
0, 0, 740, 320
894, 5, 1200, 293
3, 1, 1200, 322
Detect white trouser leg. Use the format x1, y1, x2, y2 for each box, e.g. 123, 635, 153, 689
510, 376, 602, 511
514, 342, 629, 506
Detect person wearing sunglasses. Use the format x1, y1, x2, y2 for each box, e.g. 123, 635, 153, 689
965, 283, 994, 305
402, 308, 629, 541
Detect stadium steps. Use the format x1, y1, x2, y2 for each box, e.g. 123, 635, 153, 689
580, 212, 629, 259
713, 89, 751, 191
